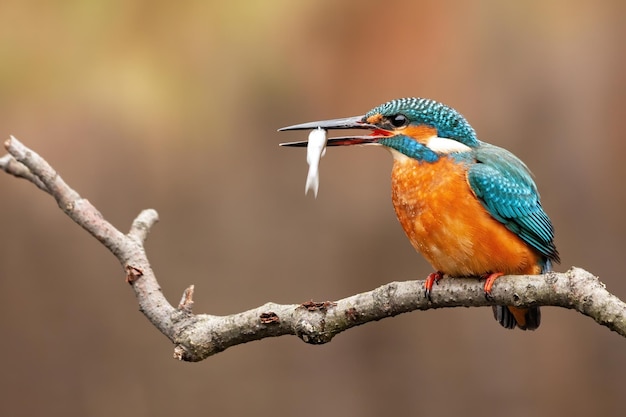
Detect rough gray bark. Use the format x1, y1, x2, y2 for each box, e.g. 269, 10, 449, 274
1, 136, 624, 362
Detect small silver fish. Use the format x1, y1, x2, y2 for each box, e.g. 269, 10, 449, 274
305, 128, 327, 197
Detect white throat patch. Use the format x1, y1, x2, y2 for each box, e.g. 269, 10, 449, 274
426, 136, 472, 154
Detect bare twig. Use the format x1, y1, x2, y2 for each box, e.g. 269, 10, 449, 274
2, 136, 625, 362
0, 151, 48, 191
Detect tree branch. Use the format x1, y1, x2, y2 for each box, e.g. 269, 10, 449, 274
2, 136, 625, 362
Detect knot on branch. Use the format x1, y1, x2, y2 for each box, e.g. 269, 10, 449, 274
294, 314, 335, 345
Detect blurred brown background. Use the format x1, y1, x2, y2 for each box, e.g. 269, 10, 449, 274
1, 0, 625, 416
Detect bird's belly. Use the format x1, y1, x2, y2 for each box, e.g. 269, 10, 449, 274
391, 157, 541, 276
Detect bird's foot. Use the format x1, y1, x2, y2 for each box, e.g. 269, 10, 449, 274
481, 272, 504, 301
424, 271, 444, 301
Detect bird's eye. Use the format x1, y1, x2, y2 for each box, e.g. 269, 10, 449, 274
389, 114, 408, 128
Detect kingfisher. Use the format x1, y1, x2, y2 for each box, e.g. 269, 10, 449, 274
279, 97, 559, 330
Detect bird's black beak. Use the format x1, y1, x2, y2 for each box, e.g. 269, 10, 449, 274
278, 115, 385, 147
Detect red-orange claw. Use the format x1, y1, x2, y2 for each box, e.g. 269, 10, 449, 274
424, 271, 444, 301
482, 272, 504, 300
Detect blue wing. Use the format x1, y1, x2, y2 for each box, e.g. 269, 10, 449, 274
467, 143, 559, 264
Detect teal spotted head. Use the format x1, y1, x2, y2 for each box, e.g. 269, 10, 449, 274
279, 97, 479, 162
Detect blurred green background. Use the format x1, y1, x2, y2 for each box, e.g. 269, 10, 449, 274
1, 0, 625, 416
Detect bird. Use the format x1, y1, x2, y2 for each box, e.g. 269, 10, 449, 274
279, 97, 559, 330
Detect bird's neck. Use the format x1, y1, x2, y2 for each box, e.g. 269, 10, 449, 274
380, 134, 476, 164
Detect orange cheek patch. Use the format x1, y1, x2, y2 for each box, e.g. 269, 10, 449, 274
401, 125, 438, 143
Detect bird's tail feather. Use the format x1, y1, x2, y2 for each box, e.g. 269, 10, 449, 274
492, 306, 541, 330
492, 258, 549, 330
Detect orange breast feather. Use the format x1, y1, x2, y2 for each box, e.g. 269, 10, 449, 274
390, 156, 541, 276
